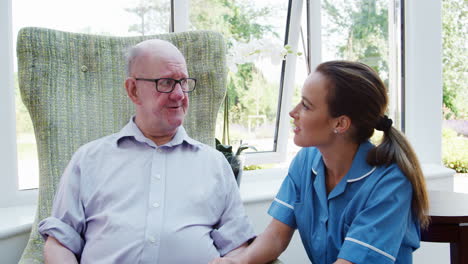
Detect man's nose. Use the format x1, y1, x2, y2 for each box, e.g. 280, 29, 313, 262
170, 83, 185, 100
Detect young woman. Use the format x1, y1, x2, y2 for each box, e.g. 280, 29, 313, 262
210, 61, 429, 264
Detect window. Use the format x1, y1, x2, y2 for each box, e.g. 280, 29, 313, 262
441, 0, 467, 176
188, 0, 298, 162
9, 0, 302, 190
320, 0, 403, 129
283, 0, 404, 166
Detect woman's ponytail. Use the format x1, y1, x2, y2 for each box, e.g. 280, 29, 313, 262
368, 125, 430, 229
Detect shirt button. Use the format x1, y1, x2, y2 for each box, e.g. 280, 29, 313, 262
149, 237, 157, 243
152, 202, 160, 208
154, 174, 161, 180
157, 148, 163, 153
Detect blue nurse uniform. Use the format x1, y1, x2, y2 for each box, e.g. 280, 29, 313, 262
268, 141, 420, 264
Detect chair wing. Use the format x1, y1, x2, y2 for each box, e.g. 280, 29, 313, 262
17, 27, 227, 263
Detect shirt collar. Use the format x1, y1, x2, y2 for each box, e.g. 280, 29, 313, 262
344, 141, 377, 182
311, 141, 377, 199
115, 116, 202, 149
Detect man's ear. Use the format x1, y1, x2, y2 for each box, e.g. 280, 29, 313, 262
125, 77, 141, 105
334, 115, 352, 134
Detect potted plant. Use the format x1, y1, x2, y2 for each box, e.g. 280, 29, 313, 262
215, 138, 257, 186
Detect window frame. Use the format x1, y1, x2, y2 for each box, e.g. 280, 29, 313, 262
0, 0, 444, 207
243, 0, 304, 166
0, 0, 38, 207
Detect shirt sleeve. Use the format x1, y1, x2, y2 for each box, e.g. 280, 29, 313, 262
38, 149, 87, 256
267, 150, 305, 229
338, 168, 414, 264
210, 155, 256, 256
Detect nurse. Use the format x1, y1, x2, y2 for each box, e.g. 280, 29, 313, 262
210, 60, 429, 264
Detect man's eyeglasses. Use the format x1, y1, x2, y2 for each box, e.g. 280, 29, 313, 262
135, 78, 197, 93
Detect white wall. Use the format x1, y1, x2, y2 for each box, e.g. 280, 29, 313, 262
244, 200, 310, 263
0, 232, 30, 264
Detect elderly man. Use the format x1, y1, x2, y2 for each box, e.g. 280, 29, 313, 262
38, 39, 255, 263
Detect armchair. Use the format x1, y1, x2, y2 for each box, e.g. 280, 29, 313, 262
16, 27, 227, 263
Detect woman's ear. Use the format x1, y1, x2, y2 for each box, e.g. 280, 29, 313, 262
333, 115, 352, 134
125, 77, 141, 105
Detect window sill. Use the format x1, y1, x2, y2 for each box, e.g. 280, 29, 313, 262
0, 163, 455, 240
0, 204, 36, 240
421, 163, 455, 179
240, 167, 288, 203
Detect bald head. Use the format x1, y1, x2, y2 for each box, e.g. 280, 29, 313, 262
124, 39, 190, 145
126, 39, 186, 77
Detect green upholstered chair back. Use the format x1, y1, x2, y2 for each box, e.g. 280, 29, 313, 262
17, 27, 227, 263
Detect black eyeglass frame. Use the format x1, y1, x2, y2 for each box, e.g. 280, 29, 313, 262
135, 77, 197, 93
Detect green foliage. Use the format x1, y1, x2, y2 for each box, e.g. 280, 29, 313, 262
322, 0, 389, 81
442, 128, 468, 173
215, 138, 257, 179
442, 0, 468, 119
125, 0, 170, 35
191, 0, 279, 127
190, 0, 275, 43
243, 164, 263, 171
221, 0, 276, 42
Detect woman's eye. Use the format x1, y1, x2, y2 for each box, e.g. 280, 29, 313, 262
301, 101, 309, 110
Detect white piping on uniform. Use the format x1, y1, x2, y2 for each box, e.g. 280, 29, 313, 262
347, 166, 377, 183
274, 198, 294, 210
345, 237, 396, 261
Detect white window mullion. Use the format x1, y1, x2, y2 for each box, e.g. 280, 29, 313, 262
404, 0, 442, 164
308, 0, 322, 72
172, 0, 189, 32
388, 0, 403, 130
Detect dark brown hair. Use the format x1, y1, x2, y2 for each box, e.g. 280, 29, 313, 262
316, 60, 429, 228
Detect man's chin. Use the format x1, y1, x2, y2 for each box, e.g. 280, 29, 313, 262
168, 118, 184, 129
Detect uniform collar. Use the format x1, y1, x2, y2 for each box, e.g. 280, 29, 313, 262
115, 116, 202, 149
311, 141, 377, 200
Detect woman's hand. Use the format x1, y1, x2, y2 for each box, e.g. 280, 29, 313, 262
209, 219, 294, 264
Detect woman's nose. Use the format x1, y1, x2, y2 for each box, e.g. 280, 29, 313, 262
289, 104, 298, 118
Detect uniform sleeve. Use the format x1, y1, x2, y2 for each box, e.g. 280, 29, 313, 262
210, 155, 256, 256
38, 150, 87, 256
267, 150, 305, 229
338, 169, 414, 264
